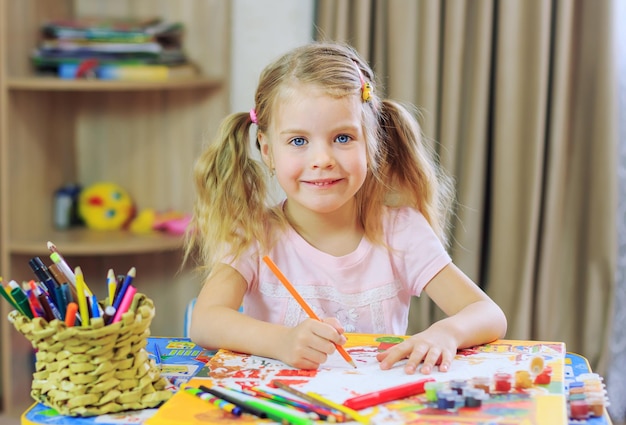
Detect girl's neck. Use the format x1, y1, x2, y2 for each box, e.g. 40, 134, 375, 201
283, 200, 363, 257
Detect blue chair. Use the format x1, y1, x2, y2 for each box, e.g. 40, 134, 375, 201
183, 298, 197, 337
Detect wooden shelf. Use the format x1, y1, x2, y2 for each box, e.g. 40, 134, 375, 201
9, 229, 183, 256
7, 76, 223, 91
0, 0, 231, 414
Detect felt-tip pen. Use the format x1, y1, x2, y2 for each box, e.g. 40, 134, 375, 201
8, 281, 33, 319
28, 257, 59, 305
342, 377, 436, 410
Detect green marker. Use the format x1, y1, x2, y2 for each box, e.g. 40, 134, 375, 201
10, 284, 33, 319
0, 279, 21, 312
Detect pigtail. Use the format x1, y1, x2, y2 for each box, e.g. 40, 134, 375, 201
374, 99, 455, 247
184, 112, 270, 274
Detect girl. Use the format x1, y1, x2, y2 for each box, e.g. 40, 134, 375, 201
186, 42, 506, 374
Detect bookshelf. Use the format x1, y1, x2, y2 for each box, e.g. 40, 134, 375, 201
0, 0, 230, 415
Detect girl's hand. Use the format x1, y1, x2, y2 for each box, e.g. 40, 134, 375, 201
376, 327, 458, 374
278, 317, 347, 369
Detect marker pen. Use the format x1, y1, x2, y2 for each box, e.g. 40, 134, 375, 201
9, 281, 33, 319
28, 257, 59, 305
342, 377, 436, 410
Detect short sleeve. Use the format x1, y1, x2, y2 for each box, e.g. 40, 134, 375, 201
386, 208, 452, 296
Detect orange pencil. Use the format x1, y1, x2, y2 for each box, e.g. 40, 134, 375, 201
262, 255, 356, 368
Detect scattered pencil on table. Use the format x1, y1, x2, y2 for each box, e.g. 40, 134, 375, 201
272, 380, 347, 421
262, 255, 356, 369
185, 387, 243, 416
306, 391, 370, 424
210, 384, 314, 425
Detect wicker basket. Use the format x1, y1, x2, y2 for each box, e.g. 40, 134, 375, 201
8, 293, 172, 416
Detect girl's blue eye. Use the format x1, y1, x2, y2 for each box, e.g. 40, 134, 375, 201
290, 137, 307, 147
335, 134, 351, 144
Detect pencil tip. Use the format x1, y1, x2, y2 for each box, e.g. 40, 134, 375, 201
47, 241, 54, 249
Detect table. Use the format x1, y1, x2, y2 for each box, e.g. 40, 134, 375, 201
21, 337, 612, 425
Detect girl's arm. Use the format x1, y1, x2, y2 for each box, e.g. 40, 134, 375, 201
377, 263, 507, 374
189, 263, 347, 369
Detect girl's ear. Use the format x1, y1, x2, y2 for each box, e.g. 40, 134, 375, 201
258, 132, 273, 168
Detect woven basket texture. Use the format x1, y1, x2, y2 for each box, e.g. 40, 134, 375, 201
8, 293, 172, 416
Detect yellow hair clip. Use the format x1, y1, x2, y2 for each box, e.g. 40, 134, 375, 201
353, 61, 372, 103
362, 81, 372, 102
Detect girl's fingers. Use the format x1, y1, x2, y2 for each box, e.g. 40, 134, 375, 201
417, 347, 442, 374
438, 349, 454, 372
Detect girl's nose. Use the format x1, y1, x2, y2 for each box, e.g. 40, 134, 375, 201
310, 143, 335, 169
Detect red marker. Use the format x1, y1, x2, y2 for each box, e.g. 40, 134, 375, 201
343, 377, 436, 410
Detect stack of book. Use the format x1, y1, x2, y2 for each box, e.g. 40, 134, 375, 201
32, 16, 198, 81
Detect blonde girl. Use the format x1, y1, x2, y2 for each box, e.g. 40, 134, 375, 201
186, 42, 506, 374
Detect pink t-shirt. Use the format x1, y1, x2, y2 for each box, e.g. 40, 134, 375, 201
228, 206, 451, 334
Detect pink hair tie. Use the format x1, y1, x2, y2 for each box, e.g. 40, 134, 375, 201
249, 108, 258, 124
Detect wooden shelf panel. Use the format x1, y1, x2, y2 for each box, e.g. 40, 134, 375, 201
7, 76, 223, 91
9, 229, 183, 256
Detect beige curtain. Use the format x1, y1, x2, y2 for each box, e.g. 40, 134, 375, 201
316, 0, 617, 378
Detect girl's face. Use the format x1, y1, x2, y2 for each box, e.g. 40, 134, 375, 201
259, 84, 368, 217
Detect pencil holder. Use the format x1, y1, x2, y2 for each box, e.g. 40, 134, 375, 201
8, 293, 172, 416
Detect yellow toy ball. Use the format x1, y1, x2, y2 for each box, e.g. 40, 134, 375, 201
78, 182, 135, 230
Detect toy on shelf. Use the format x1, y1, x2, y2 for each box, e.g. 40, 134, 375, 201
74, 181, 190, 234
78, 182, 135, 230
129, 209, 190, 235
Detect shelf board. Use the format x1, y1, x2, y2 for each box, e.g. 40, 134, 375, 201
7, 75, 223, 91
9, 229, 183, 256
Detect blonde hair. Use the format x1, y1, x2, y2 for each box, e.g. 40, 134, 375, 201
184, 42, 455, 276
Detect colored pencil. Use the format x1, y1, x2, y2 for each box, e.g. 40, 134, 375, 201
200, 385, 268, 419
47, 241, 77, 286
211, 385, 313, 425
107, 268, 116, 307
112, 267, 136, 311
185, 387, 243, 416
74, 267, 90, 327
111, 284, 137, 323
262, 255, 356, 368
273, 381, 347, 421
306, 391, 370, 424
246, 386, 337, 421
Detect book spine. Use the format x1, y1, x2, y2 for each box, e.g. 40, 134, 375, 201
98, 65, 170, 81
58, 63, 172, 81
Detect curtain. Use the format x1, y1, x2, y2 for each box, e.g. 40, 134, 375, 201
609, 0, 626, 418
315, 0, 618, 408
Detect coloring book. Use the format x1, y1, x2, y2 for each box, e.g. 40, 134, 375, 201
147, 334, 569, 425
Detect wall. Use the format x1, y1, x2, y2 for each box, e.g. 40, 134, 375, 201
229, 0, 314, 202
230, 0, 315, 113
